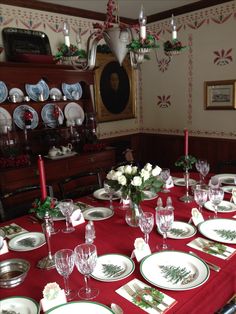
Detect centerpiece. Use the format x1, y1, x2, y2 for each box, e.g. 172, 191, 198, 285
106, 163, 163, 227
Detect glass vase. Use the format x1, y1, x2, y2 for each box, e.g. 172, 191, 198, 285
125, 199, 143, 227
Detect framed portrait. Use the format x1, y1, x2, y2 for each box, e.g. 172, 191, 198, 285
204, 80, 236, 110
95, 53, 136, 122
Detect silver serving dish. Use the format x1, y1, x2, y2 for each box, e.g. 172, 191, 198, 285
0, 258, 30, 288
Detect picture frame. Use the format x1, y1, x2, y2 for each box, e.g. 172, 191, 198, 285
204, 80, 236, 110
95, 53, 136, 122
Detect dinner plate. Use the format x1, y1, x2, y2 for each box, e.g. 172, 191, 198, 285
140, 250, 209, 291
173, 178, 197, 186
166, 221, 197, 239
214, 174, 236, 185
64, 102, 85, 123
13, 105, 39, 129
49, 87, 62, 100
143, 190, 158, 200
8, 232, 46, 251
204, 200, 236, 213
222, 186, 235, 194
0, 106, 12, 131
46, 301, 113, 313
41, 103, 64, 128
62, 82, 83, 100
91, 254, 135, 282
0, 296, 39, 314
93, 188, 121, 200
25, 79, 49, 101
0, 81, 8, 103
198, 218, 236, 244
83, 207, 114, 221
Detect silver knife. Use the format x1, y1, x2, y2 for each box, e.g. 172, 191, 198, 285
189, 251, 221, 272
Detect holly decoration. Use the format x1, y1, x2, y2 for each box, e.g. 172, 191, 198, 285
55, 43, 87, 60
30, 196, 60, 219
175, 155, 197, 171
164, 39, 187, 53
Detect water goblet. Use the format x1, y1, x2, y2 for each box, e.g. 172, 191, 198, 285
208, 187, 224, 218
139, 212, 154, 245
55, 249, 75, 301
160, 168, 171, 193
199, 161, 210, 184
58, 199, 75, 233
74, 243, 99, 300
194, 187, 208, 213
104, 180, 116, 210
156, 207, 174, 250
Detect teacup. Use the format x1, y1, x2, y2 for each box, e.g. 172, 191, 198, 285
48, 146, 61, 157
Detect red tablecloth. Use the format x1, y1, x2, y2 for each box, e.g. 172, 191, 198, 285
1, 174, 236, 313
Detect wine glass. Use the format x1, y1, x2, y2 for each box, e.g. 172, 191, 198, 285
74, 243, 99, 300
160, 168, 171, 193
156, 207, 174, 250
199, 161, 210, 185
55, 249, 75, 301
139, 212, 154, 245
208, 187, 224, 218
103, 180, 116, 210
194, 187, 208, 213
58, 199, 75, 233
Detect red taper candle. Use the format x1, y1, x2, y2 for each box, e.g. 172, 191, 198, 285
38, 155, 47, 201
184, 129, 189, 157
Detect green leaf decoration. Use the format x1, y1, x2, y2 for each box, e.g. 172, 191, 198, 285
132, 286, 164, 309
213, 229, 236, 241
169, 228, 189, 237
18, 237, 36, 247
160, 265, 195, 285
102, 263, 125, 278
175, 155, 197, 171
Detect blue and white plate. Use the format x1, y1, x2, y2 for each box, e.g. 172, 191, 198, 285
13, 105, 39, 129
25, 79, 49, 101
0, 81, 8, 103
62, 82, 82, 100
41, 103, 64, 128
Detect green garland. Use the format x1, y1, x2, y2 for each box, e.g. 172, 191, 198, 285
55, 43, 87, 60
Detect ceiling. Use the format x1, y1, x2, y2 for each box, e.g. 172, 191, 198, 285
38, 0, 199, 19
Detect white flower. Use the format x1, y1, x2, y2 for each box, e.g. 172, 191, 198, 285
106, 170, 116, 180
114, 170, 123, 179
144, 163, 152, 172
140, 169, 150, 181
117, 165, 125, 173
132, 166, 138, 175
152, 165, 162, 176
118, 175, 127, 186
124, 165, 132, 174
131, 176, 142, 187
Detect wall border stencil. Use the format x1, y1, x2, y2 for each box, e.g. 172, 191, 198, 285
213, 48, 233, 65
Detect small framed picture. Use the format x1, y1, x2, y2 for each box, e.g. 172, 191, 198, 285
204, 80, 236, 110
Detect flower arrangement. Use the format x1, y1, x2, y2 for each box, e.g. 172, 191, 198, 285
163, 39, 187, 54
175, 155, 197, 172
106, 163, 163, 205
29, 196, 59, 219
54, 43, 87, 61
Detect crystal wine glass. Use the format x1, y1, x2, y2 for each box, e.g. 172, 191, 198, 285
74, 243, 99, 300
58, 199, 75, 233
139, 212, 154, 244
55, 249, 75, 301
208, 187, 224, 218
156, 207, 174, 250
199, 161, 210, 185
160, 168, 171, 193
194, 187, 208, 213
103, 180, 116, 210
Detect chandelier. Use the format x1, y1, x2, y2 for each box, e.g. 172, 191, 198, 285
59, 0, 186, 70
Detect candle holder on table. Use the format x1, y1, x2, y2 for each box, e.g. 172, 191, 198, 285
37, 211, 55, 270
179, 169, 194, 203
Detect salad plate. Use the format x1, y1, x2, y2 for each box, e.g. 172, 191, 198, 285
140, 250, 209, 291
93, 188, 120, 200
8, 232, 46, 251
62, 82, 82, 100
41, 103, 64, 128
64, 102, 85, 123
0, 81, 8, 103
25, 79, 49, 101
0, 107, 12, 131
46, 301, 113, 313
165, 221, 197, 239
198, 218, 236, 244
13, 105, 39, 129
91, 254, 135, 282
204, 200, 236, 213
83, 207, 114, 221
0, 296, 39, 314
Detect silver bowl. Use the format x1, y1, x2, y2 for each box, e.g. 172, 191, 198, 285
0, 258, 30, 288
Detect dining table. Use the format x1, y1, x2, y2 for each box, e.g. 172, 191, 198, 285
0, 172, 236, 314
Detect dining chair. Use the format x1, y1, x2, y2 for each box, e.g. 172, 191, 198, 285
0, 185, 54, 222
58, 170, 102, 200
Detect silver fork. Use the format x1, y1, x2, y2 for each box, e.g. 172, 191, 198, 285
123, 284, 162, 313
189, 251, 221, 272
133, 283, 169, 308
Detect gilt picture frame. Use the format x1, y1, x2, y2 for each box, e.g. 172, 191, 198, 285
95, 53, 136, 122
204, 80, 236, 110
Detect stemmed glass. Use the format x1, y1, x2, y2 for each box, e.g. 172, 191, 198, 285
55, 249, 75, 301
74, 243, 99, 300
195, 159, 210, 184
156, 207, 174, 250
160, 168, 171, 193
208, 187, 224, 218
194, 187, 208, 213
139, 212, 154, 245
104, 180, 116, 210
58, 199, 75, 233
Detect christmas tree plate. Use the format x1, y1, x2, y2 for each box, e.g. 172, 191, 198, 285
164, 221, 197, 239
45, 301, 113, 314
91, 254, 135, 282
82, 207, 114, 221
198, 218, 236, 244
93, 188, 120, 200
204, 200, 236, 213
8, 232, 46, 251
140, 250, 209, 291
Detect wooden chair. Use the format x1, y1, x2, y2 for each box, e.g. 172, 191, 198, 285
58, 170, 102, 200
0, 185, 54, 222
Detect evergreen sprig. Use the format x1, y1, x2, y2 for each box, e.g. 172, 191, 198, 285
160, 265, 191, 284
102, 263, 125, 278
169, 228, 189, 237
214, 229, 236, 241
175, 155, 197, 171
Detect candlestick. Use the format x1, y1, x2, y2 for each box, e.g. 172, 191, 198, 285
62, 21, 70, 47
184, 129, 188, 157
38, 155, 47, 201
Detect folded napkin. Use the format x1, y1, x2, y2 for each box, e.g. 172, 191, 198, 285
165, 176, 174, 189
187, 237, 236, 260
40, 282, 67, 312
0, 223, 28, 239
116, 278, 176, 313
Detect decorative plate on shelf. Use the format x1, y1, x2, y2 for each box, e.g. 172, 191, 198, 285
13, 105, 39, 129
0, 106, 12, 131
49, 87, 62, 100
25, 79, 49, 101
64, 102, 85, 123
0, 81, 8, 103
9, 87, 24, 102
0, 296, 39, 314
41, 103, 64, 128
62, 82, 82, 100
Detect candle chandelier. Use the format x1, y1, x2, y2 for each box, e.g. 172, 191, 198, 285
60, 0, 186, 70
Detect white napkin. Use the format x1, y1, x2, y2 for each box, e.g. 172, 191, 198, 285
190, 208, 204, 226
165, 176, 174, 189
132, 238, 151, 262
40, 283, 67, 312
71, 208, 85, 227
0, 239, 8, 255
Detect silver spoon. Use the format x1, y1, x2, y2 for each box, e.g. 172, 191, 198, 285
111, 303, 123, 314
